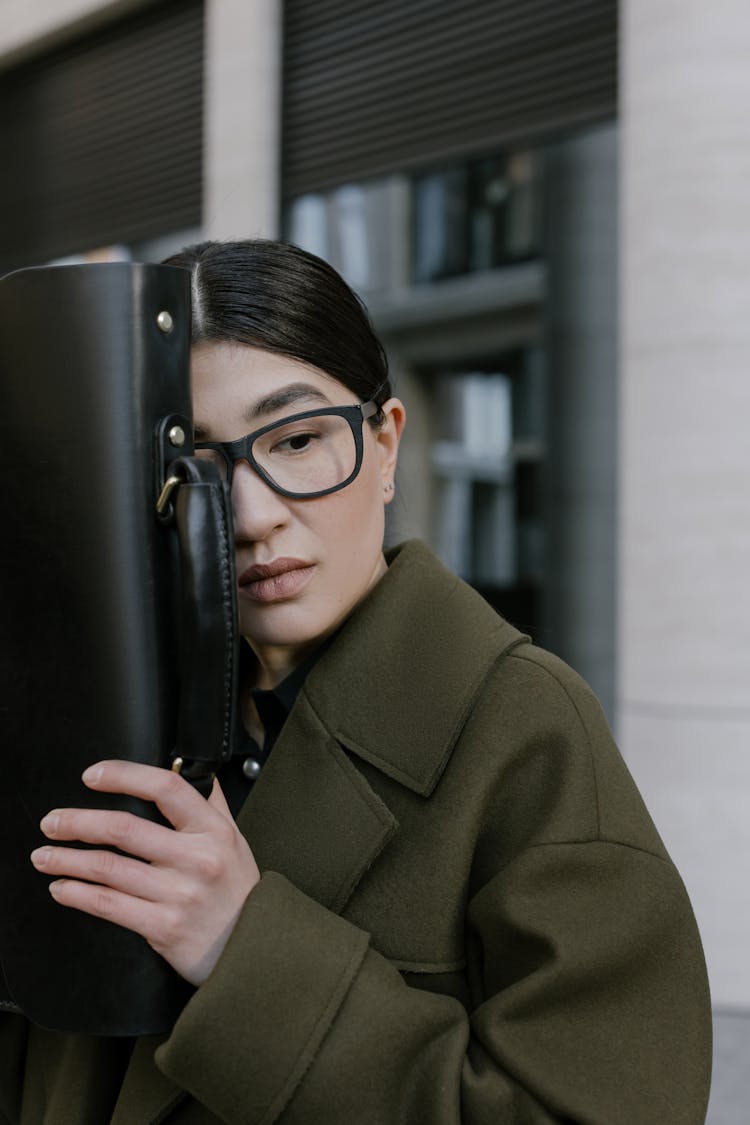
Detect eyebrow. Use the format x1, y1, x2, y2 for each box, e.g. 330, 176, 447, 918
244, 383, 333, 422
193, 382, 334, 441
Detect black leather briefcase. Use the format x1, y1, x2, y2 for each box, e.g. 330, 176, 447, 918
0, 262, 238, 1036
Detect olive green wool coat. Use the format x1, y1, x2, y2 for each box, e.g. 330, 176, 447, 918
1, 540, 712, 1124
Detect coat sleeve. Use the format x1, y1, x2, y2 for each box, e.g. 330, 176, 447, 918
155, 843, 711, 1125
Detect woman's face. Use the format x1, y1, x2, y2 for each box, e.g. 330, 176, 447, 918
191, 341, 405, 686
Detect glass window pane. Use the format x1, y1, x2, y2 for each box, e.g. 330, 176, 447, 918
427, 354, 544, 601
505, 150, 539, 259
287, 193, 329, 261
412, 167, 469, 283
470, 155, 509, 272
331, 184, 370, 291
470, 150, 540, 270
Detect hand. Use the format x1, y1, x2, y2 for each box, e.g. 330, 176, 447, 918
30, 760, 261, 986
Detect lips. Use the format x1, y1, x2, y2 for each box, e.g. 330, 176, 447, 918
237, 558, 316, 603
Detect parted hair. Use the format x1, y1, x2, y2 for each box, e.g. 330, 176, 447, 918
163, 239, 391, 410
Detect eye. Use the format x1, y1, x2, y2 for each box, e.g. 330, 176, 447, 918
271, 429, 320, 454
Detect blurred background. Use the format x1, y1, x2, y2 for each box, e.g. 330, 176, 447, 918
1, 1, 747, 1118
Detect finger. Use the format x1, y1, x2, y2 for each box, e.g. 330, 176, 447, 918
81, 760, 213, 832
47, 877, 166, 947
31, 844, 164, 901
39, 806, 179, 865
207, 777, 233, 822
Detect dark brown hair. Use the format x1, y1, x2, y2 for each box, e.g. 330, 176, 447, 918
163, 239, 391, 409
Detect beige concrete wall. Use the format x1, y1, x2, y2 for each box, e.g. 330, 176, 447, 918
203, 0, 281, 240
619, 0, 750, 1006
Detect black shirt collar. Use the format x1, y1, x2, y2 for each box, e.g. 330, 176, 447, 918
221, 633, 339, 817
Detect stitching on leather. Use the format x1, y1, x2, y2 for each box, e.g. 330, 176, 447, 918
212, 485, 235, 758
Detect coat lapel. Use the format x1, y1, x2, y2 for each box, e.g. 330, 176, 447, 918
236, 691, 398, 913
301, 540, 527, 796
232, 540, 526, 902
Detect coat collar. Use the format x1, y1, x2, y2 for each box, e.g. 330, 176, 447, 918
302, 540, 527, 796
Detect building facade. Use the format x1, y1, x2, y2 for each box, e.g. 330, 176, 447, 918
1, 0, 748, 1117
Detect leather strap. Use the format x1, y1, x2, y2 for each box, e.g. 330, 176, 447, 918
167, 456, 239, 796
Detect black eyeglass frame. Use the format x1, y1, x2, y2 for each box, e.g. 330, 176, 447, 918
193, 400, 381, 499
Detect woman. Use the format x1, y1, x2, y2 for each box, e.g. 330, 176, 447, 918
3, 240, 711, 1123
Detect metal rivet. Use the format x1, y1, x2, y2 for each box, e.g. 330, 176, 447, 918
157, 310, 174, 334
168, 425, 186, 448
242, 757, 262, 781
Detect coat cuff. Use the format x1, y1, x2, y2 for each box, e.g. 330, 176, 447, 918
154, 871, 370, 1125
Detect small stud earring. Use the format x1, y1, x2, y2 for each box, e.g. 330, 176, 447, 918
384, 482, 394, 494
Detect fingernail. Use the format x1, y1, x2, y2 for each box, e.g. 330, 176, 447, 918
40, 812, 59, 836
30, 847, 52, 867
48, 880, 66, 896
82, 765, 103, 785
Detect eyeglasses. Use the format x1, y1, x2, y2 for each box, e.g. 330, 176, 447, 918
193, 400, 380, 499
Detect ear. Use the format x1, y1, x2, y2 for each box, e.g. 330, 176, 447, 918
374, 397, 406, 503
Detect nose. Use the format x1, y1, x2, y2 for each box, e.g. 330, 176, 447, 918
230, 460, 291, 543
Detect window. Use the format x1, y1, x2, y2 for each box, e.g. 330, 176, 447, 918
283, 146, 542, 293
412, 149, 541, 283
426, 350, 545, 630
285, 177, 403, 294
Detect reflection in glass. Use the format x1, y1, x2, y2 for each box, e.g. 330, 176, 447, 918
413, 149, 540, 282
428, 355, 545, 595
412, 167, 469, 283
331, 184, 370, 292
287, 193, 329, 262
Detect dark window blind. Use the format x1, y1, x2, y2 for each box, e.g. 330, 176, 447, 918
282, 0, 617, 198
0, 0, 203, 273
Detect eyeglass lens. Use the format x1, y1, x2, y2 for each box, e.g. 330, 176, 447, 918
195, 412, 358, 494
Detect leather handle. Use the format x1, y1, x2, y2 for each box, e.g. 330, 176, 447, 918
169, 457, 239, 796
